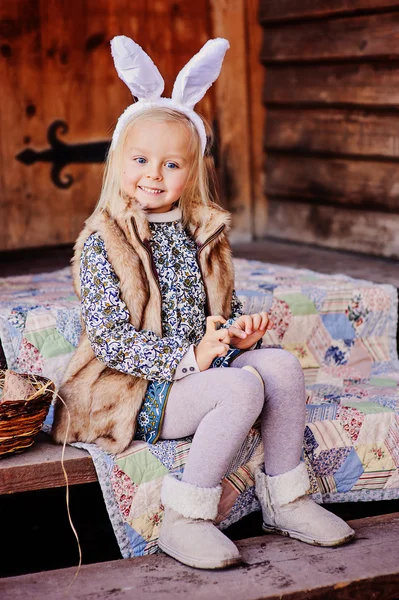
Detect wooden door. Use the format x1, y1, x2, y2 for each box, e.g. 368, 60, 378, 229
0, 0, 264, 252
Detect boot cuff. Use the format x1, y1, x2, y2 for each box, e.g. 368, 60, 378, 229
161, 473, 222, 520
256, 462, 310, 507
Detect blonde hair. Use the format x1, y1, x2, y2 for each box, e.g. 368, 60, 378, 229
95, 107, 217, 227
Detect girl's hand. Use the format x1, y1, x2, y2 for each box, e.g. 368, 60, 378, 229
228, 312, 272, 350
194, 316, 231, 371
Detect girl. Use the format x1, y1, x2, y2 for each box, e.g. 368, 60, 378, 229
53, 37, 355, 570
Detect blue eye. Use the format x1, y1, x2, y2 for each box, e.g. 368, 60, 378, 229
166, 162, 178, 169
135, 157, 147, 164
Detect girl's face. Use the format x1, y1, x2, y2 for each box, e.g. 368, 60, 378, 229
121, 119, 193, 213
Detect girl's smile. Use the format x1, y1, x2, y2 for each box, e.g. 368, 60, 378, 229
138, 186, 165, 195
122, 120, 192, 213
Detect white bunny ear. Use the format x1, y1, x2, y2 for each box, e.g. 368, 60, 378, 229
172, 38, 229, 109
110, 36, 164, 101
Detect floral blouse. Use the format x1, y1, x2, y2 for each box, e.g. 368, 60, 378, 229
80, 209, 244, 384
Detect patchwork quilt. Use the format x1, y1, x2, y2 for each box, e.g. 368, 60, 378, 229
1, 260, 399, 558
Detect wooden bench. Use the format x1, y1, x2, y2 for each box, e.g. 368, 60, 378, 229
2, 239, 399, 596
1, 238, 398, 498
1, 513, 399, 599
0, 433, 96, 495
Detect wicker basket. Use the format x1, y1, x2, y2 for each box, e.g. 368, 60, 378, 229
0, 370, 54, 458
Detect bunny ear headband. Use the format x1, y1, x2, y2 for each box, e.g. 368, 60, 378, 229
110, 36, 230, 154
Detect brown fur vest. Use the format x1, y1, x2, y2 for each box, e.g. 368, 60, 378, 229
52, 199, 236, 453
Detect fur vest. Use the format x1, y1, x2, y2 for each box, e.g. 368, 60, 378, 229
52, 199, 236, 453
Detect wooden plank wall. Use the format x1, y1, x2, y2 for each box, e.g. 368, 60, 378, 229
0, 0, 264, 251
260, 0, 399, 258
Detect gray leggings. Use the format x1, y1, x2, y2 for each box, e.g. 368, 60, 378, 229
160, 348, 306, 488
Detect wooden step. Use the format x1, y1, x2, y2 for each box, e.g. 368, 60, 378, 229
0, 433, 96, 494
1, 513, 399, 600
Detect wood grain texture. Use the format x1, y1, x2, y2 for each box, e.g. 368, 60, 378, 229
260, 4, 399, 258
210, 0, 252, 242
0, 432, 96, 494
2, 513, 399, 599
266, 155, 399, 211
266, 108, 399, 159
259, 0, 399, 23
261, 11, 399, 63
0, 0, 211, 251
246, 0, 268, 239
0, 0, 258, 250
266, 198, 399, 258
265, 62, 399, 107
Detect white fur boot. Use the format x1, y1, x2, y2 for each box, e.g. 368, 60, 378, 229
255, 463, 355, 547
158, 473, 241, 569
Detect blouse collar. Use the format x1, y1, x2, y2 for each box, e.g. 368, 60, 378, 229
145, 206, 182, 223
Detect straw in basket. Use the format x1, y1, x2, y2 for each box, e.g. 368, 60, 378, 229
0, 370, 55, 457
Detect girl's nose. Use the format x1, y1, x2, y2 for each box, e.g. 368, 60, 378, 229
146, 165, 162, 181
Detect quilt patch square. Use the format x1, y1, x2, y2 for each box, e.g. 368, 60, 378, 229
309, 420, 352, 453
116, 446, 168, 484
352, 470, 394, 490
275, 292, 318, 316
307, 319, 333, 364
383, 468, 399, 490
284, 342, 319, 369
356, 412, 395, 445
362, 337, 390, 362
313, 447, 352, 477
316, 474, 338, 495
321, 314, 356, 341
124, 523, 148, 558
384, 418, 399, 467
129, 502, 164, 542
334, 448, 364, 492
306, 404, 338, 423
347, 339, 373, 378
320, 288, 354, 314
344, 401, 394, 415
283, 314, 319, 345
355, 443, 396, 473
337, 405, 365, 442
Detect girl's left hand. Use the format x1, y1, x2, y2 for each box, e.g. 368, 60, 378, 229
228, 312, 272, 350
